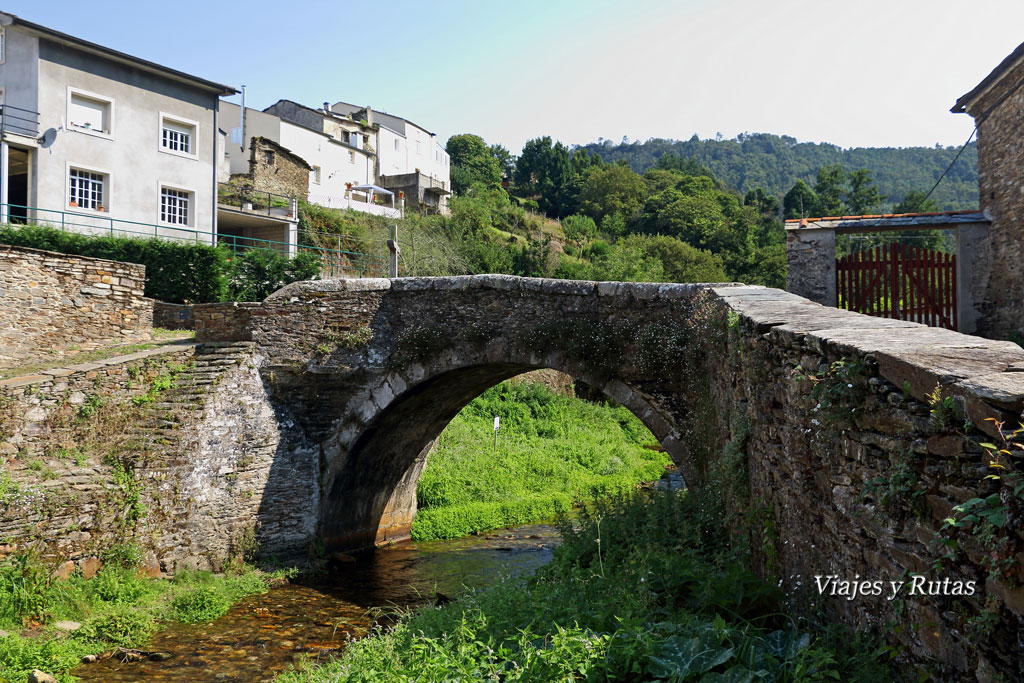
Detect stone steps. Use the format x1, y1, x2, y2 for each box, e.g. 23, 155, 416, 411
122, 343, 255, 454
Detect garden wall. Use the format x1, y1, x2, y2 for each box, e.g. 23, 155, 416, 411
0, 245, 152, 367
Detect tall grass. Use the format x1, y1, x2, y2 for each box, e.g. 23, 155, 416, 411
412, 381, 670, 539
279, 489, 895, 682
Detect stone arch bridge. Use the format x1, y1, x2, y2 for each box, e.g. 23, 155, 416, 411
186, 274, 1024, 676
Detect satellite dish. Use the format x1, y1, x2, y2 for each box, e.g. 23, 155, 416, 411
38, 128, 57, 148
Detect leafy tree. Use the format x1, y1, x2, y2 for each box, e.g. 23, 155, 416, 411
813, 164, 846, 216
782, 180, 818, 219
488, 143, 516, 180
845, 169, 886, 215
577, 165, 647, 224
447, 134, 502, 195
618, 234, 727, 283
744, 188, 780, 217
892, 189, 939, 214
562, 214, 597, 251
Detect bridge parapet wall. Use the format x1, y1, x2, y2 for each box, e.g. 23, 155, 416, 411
713, 286, 1024, 679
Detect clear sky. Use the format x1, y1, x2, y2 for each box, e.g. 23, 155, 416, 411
7, 0, 1023, 153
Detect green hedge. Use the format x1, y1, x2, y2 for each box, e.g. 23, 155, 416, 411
0, 225, 328, 304
0, 225, 229, 303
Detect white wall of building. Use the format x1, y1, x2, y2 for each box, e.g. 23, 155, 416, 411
30, 34, 220, 241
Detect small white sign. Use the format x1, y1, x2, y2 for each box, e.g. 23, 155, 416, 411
493, 416, 500, 431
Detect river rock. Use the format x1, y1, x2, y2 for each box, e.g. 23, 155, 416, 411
148, 652, 173, 661
0, 629, 9, 638
80, 654, 97, 663
54, 621, 81, 632
28, 671, 57, 683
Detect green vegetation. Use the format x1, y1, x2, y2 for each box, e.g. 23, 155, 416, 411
412, 381, 669, 540
279, 488, 894, 682
579, 133, 978, 212
0, 550, 289, 683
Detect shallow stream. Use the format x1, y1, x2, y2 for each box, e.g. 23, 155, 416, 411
73, 523, 561, 682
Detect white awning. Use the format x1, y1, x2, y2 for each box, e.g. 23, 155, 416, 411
351, 184, 394, 196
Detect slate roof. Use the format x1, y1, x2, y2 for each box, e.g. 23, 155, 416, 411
785, 210, 988, 230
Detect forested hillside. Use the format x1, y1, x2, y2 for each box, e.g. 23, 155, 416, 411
579, 133, 978, 212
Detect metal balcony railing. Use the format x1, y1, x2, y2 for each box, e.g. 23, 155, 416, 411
217, 182, 298, 218
0, 104, 40, 138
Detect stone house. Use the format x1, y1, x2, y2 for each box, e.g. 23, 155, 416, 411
952, 42, 1024, 341
0, 12, 236, 242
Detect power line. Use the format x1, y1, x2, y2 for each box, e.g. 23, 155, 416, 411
921, 126, 975, 205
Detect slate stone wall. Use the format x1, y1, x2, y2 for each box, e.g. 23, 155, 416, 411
713, 286, 1024, 681
0, 245, 152, 367
965, 61, 1024, 341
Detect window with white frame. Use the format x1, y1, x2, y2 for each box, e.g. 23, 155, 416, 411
311, 166, 321, 184
348, 150, 355, 163
160, 187, 190, 225
68, 91, 112, 134
394, 139, 400, 151
68, 168, 106, 210
161, 116, 195, 155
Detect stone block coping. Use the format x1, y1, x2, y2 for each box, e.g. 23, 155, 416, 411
0, 340, 198, 389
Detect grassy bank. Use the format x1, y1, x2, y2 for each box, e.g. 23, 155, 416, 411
412, 380, 670, 540
279, 488, 894, 682
0, 549, 291, 682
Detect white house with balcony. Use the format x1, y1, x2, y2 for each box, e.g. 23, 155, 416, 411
219, 100, 401, 219
330, 101, 451, 215
0, 12, 236, 243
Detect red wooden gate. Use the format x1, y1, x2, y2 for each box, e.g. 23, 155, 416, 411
836, 243, 957, 330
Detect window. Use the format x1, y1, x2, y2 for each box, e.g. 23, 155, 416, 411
160, 115, 197, 156
0, 27, 5, 65
264, 150, 275, 165
68, 90, 112, 135
68, 168, 105, 210
416, 140, 421, 154
394, 139, 400, 151
311, 166, 321, 184
348, 150, 355, 163
160, 188, 190, 225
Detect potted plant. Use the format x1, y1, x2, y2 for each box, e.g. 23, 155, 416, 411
68, 201, 78, 208
97, 206, 106, 212
398, 191, 405, 199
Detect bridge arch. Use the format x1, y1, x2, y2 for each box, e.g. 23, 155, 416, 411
320, 345, 684, 550
228, 275, 727, 553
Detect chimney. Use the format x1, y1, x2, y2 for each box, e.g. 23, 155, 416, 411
365, 106, 373, 126
323, 101, 331, 113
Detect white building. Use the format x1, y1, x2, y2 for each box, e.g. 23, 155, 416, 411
0, 12, 235, 243
330, 101, 451, 215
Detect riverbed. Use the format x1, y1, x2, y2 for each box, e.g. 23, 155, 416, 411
73, 523, 562, 682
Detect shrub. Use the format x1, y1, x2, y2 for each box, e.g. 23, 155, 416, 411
226, 249, 322, 301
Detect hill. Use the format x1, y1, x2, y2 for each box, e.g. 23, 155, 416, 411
579, 133, 978, 212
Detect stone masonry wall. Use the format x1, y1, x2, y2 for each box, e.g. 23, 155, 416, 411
0, 340, 317, 573
153, 301, 194, 330
965, 60, 1024, 341
0, 344, 196, 565
244, 137, 311, 199
712, 286, 1024, 681
0, 245, 152, 367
